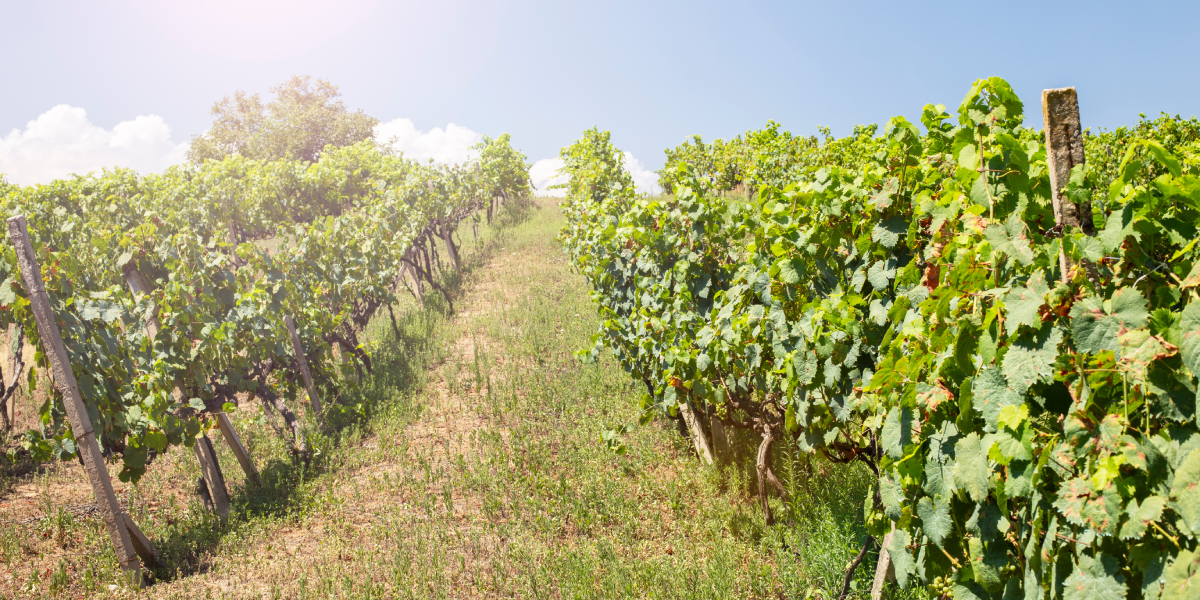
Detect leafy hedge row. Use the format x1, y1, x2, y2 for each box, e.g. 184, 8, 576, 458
559, 79, 1200, 599
0, 135, 531, 482
655, 120, 884, 196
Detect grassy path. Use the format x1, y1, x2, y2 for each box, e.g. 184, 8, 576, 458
2, 198, 881, 599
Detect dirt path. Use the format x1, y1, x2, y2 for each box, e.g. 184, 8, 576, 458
1, 198, 876, 599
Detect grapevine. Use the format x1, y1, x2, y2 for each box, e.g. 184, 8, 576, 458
1, 136, 532, 484
560, 79, 1200, 598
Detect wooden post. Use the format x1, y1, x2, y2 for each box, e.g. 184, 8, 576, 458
192, 435, 229, 520
122, 263, 233, 519
285, 315, 323, 419
216, 412, 260, 485
710, 414, 729, 463
441, 219, 460, 271
7, 215, 147, 575
1043, 87, 1095, 282
679, 402, 714, 465
871, 524, 897, 600
755, 432, 774, 524
2, 323, 21, 429
123, 514, 159, 568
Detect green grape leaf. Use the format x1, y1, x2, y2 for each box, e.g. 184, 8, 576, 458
851, 265, 867, 292
928, 421, 960, 464
953, 432, 992, 502
1182, 262, 1200, 289
953, 581, 992, 600
1099, 204, 1136, 253
1071, 287, 1150, 355
992, 423, 1034, 464
996, 403, 1029, 430
968, 537, 1008, 593
1180, 300, 1200, 377
1137, 549, 1169, 600
966, 500, 1005, 543
1003, 270, 1050, 336
1143, 140, 1182, 177
1146, 363, 1197, 423
1119, 328, 1178, 375
144, 430, 167, 452
985, 214, 1034, 266
872, 216, 907, 248
1163, 549, 1200, 600
775, 257, 805, 285
1002, 575, 1022, 600
1064, 553, 1128, 600
970, 172, 990, 206
1118, 495, 1166, 540
917, 496, 953, 548
1002, 324, 1063, 392
1024, 562, 1042, 600
880, 475, 904, 521
869, 298, 889, 326
1077, 236, 1106, 263
0, 278, 15, 306
867, 258, 897, 291
1169, 448, 1200, 536
924, 455, 954, 498
972, 368, 1023, 432
882, 405, 914, 460
886, 528, 916, 589
1054, 477, 1121, 535
955, 320, 981, 373
1006, 460, 1034, 498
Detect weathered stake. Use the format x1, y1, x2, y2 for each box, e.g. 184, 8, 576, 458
7, 215, 146, 575
216, 412, 260, 486
285, 315, 323, 419
441, 219, 460, 270
1042, 87, 1095, 282
0, 323, 24, 431
755, 433, 774, 524
710, 414, 729, 463
870, 524, 897, 600
123, 515, 160, 568
192, 435, 230, 520
679, 402, 714, 466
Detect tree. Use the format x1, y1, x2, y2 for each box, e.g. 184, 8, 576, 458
187, 76, 378, 164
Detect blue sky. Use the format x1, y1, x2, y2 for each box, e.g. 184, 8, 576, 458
2, 0, 1197, 189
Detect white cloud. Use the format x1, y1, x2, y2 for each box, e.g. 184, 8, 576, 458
529, 158, 567, 196
528, 153, 660, 197
374, 118, 482, 165
0, 105, 189, 185
622, 152, 660, 196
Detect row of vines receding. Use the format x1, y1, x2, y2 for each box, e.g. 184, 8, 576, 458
558, 80, 1200, 599
0, 134, 532, 484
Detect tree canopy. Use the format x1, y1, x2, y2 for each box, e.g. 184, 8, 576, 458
187, 76, 378, 164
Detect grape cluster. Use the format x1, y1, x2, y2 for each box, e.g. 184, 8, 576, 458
926, 576, 954, 598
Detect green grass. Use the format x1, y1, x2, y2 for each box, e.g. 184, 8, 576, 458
0, 196, 915, 599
